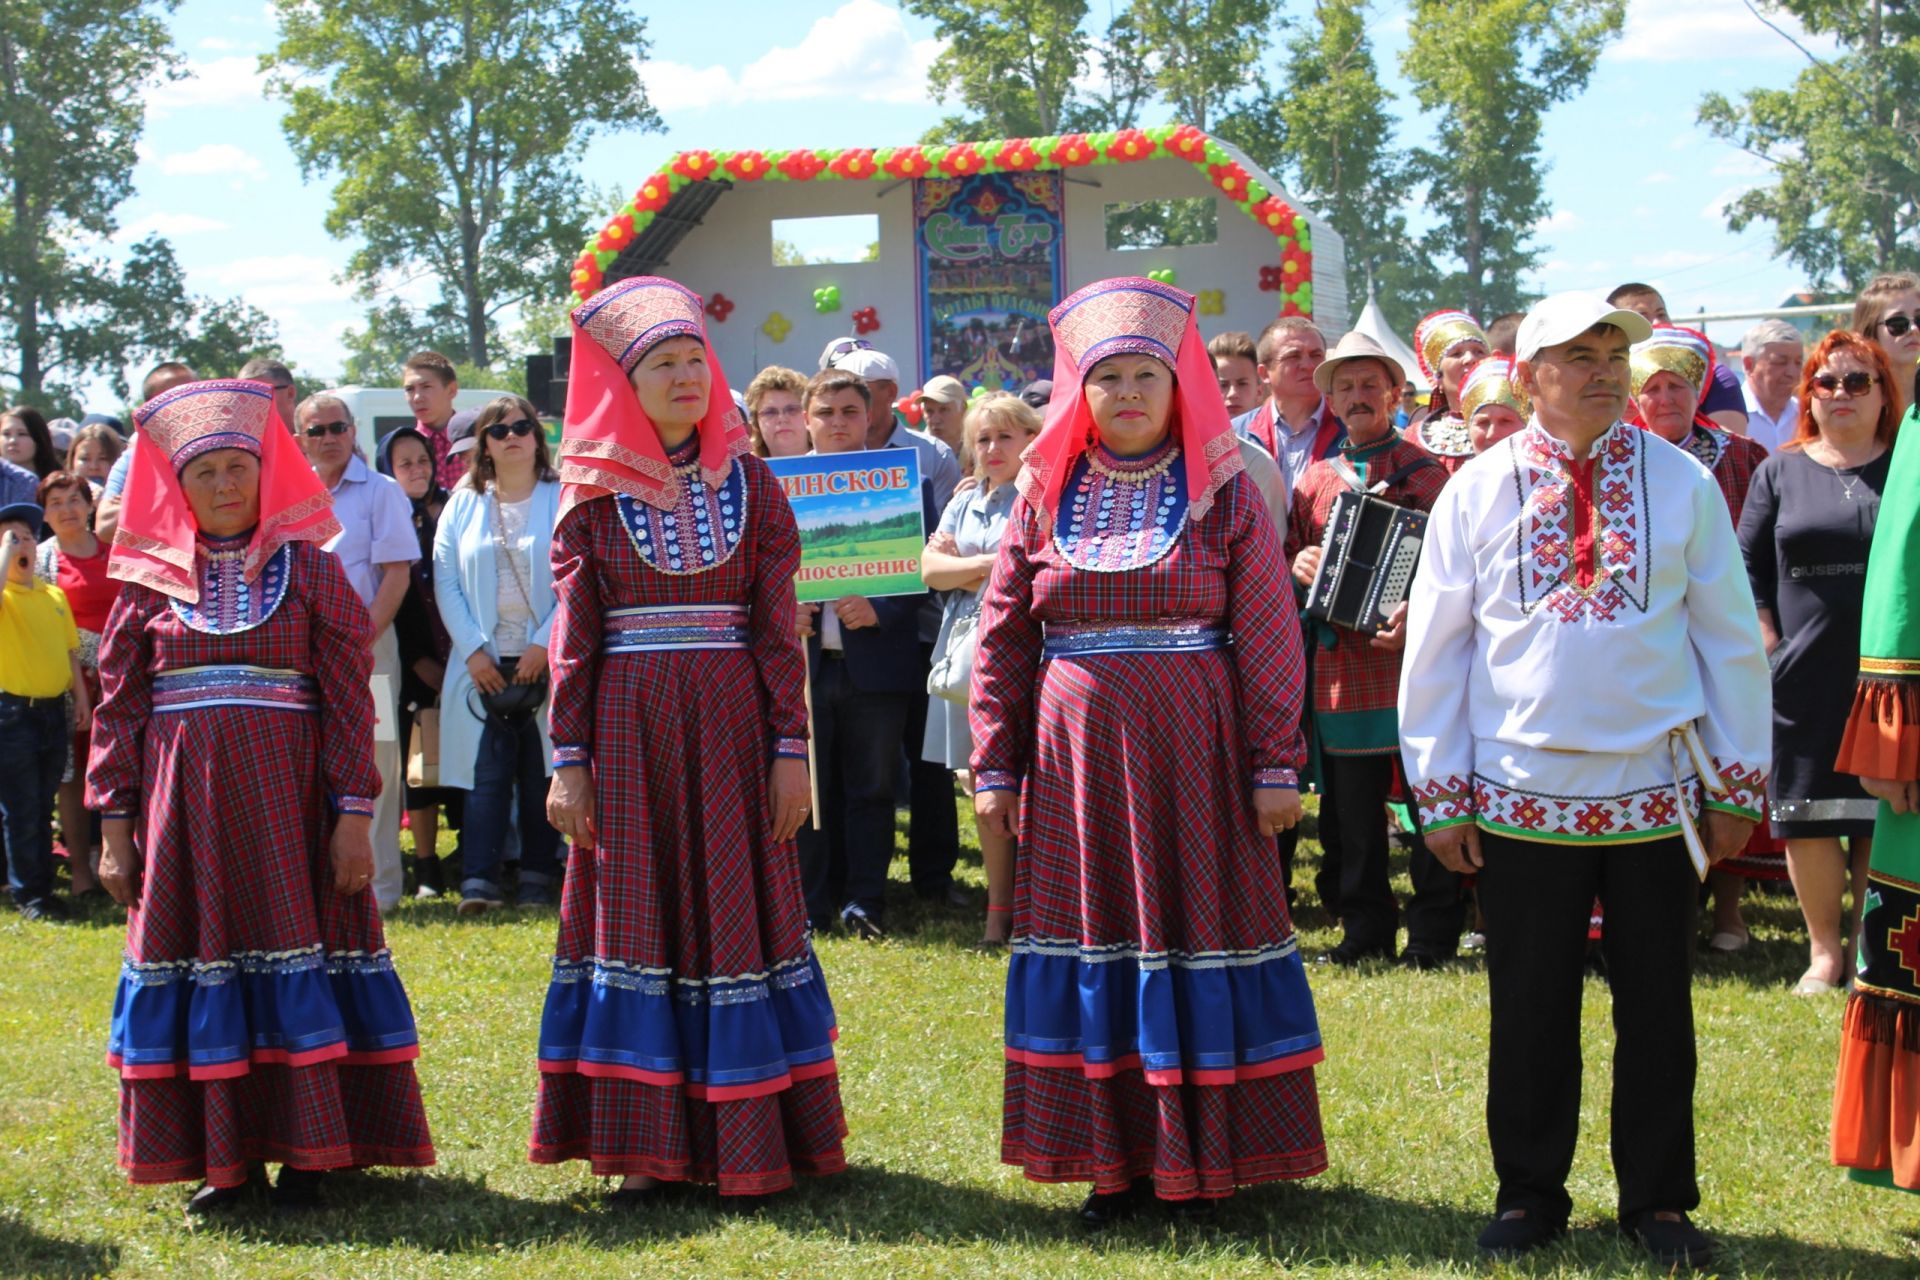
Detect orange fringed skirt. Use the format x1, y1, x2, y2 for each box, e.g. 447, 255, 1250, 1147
1833, 993, 1920, 1193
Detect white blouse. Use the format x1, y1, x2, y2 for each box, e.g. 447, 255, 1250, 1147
1397, 419, 1772, 849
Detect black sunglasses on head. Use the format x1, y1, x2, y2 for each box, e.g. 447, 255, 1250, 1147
486, 420, 536, 440
303, 421, 351, 437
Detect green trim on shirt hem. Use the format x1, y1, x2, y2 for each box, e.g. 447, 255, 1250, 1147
1476, 819, 1685, 846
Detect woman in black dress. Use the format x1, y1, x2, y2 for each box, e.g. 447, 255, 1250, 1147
1738, 329, 1903, 995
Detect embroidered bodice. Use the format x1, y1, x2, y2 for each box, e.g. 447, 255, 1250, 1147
1053, 438, 1188, 572
169, 531, 292, 635
614, 438, 747, 576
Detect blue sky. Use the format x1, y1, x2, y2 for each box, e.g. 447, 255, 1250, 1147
117, 0, 1829, 402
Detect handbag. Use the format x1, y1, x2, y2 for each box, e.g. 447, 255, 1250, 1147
477, 487, 550, 729
927, 596, 983, 705
406, 705, 441, 788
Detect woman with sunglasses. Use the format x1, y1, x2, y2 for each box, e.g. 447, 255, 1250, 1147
430, 396, 563, 913
1852, 272, 1920, 411
1738, 331, 1903, 993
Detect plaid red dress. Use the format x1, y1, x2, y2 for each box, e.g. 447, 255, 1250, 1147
87, 539, 434, 1186
1285, 433, 1448, 755
529, 452, 847, 1195
970, 459, 1326, 1201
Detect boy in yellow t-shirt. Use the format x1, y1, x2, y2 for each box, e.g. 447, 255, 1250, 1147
0, 501, 86, 922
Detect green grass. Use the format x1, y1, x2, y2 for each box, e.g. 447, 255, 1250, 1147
3, 801, 1916, 1278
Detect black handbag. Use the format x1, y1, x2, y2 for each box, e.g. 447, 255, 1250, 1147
475, 655, 547, 729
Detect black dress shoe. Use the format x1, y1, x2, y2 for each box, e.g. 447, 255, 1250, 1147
1397, 951, 1446, 972
1163, 1194, 1217, 1221
1317, 941, 1393, 967
187, 1166, 268, 1216
272, 1165, 328, 1211
1476, 1209, 1565, 1258
17, 896, 70, 923
606, 1179, 667, 1208
841, 903, 885, 941
1079, 1177, 1151, 1227
1622, 1210, 1714, 1268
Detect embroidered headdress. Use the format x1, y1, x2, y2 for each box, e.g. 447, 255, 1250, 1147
1412, 310, 1489, 386
1018, 276, 1243, 531
559, 276, 749, 519
1627, 324, 1720, 435
1457, 356, 1531, 422
109, 379, 339, 603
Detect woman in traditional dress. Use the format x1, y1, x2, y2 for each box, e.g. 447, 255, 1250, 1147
970, 277, 1325, 1224
1405, 310, 1489, 472
90, 379, 434, 1213
1458, 356, 1530, 455
1831, 325, 1919, 1192
533, 276, 845, 1202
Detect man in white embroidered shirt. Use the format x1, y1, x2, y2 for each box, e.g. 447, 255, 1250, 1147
1397, 292, 1772, 1269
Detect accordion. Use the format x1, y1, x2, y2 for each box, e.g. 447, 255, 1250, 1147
1302, 490, 1428, 634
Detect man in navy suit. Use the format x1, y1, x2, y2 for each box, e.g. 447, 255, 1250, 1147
794, 369, 934, 939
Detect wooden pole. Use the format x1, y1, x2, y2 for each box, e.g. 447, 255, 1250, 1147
801, 631, 822, 830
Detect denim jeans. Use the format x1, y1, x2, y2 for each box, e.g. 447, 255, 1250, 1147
460, 715, 560, 901
0, 695, 68, 904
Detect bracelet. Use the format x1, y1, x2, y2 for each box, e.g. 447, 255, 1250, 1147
985, 904, 1012, 914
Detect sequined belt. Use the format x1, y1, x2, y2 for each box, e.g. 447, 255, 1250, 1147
602, 604, 751, 654
151, 665, 319, 713
1041, 619, 1230, 660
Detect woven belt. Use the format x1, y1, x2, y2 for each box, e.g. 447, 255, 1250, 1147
1041, 619, 1230, 661
151, 665, 318, 713
1669, 723, 1731, 882
603, 604, 751, 654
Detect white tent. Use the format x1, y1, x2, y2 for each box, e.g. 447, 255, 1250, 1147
1348, 284, 1427, 391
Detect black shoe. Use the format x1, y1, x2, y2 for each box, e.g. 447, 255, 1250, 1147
187, 1166, 267, 1216
17, 896, 70, 923
606, 1178, 667, 1208
1317, 941, 1393, 967
412, 855, 445, 899
1397, 951, 1446, 972
841, 903, 885, 941
272, 1165, 328, 1211
1622, 1210, 1714, 1268
942, 884, 972, 909
1163, 1194, 1217, 1221
1079, 1177, 1151, 1227
1476, 1209, 1565, 1258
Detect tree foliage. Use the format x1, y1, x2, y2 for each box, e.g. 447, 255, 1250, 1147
1699, 0, 1920, 287
1399, 0, 1623, 320
263, 0, 660, 371
0, 0, 182, 408
1127, 0, 1277, 132
906, 0, 1090, 137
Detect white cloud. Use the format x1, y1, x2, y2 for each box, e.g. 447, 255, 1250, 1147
1612, 0, 1836, 63
113, 212, 231, 243
1711, 152, 1773, 177
159, 143, 266, 180
197, 37, 254, 52
146, 55, 271, 114
204, 254, 351, 311
1633, 249, 1730, 271
637, 0, 943, 112
1642, 171, 1674, 186
1701, 183, 1761, 221
1535, 209, 1581, 233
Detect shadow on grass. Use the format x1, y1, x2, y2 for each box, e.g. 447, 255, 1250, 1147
0, 1212, 119, 1279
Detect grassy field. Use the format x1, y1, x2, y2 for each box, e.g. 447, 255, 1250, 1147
2, 801, 1916, 1279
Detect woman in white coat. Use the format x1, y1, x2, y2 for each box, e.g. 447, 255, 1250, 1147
432, 396, 563, 912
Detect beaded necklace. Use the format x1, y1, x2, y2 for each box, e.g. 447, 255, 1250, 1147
1055, 438, 1188, 572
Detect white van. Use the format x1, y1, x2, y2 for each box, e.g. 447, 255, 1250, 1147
324, 385, 521, 460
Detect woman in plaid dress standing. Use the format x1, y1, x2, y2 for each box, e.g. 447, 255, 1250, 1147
971, 278, 1326, 1223
90, 380, 435, 1214
533, 277, 845, 1202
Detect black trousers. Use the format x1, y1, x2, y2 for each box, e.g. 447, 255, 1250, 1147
1477, 829, 1701, 1224
902, 641, 960, 895
1317, 752, 1463, 955
795, 657, 911, 926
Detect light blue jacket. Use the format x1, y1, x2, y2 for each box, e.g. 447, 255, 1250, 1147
431, 479, 561, 790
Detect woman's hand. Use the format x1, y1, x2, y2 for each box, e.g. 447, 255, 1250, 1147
98, 819, 141, 907
1862, 776, 1917, 814
1252, 787, 1303, 837
548, 765, 596, 848
330, 814, 375, 895
768, 757, 812, 842
514, 644, 549, 684
976, 787, 1020, 841
467, 649, 506, 694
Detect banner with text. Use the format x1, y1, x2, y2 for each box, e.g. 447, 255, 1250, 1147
766, 450, 926, 602
916, 171, 1064, 396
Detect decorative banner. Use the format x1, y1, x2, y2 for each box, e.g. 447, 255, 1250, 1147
916, 171, 1064, 396
766, 449, 927, 602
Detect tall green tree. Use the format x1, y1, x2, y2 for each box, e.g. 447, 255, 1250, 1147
1699, 0, 1920, 286
1400, 0, 1623, 320
0, 0, 180, 407
1127, 0, 1277, 131
263, 0, 659, 371
906, 0, 1090, 137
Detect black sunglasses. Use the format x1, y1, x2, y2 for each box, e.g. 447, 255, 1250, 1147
485, 420, 537, 440
1879, 313, 1917, 338
303, 421, 351, 437
1810, 371, 1878, 397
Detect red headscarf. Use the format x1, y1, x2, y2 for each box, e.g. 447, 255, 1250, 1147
109, 379, 339, 603
559, 275, 750, 521
1018, 276, 1243, 533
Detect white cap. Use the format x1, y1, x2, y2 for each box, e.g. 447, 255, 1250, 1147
1515, 291, 1654, 363
817, 335, 872, 371
835, 348, 900, 384
917, 374, 968, 406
